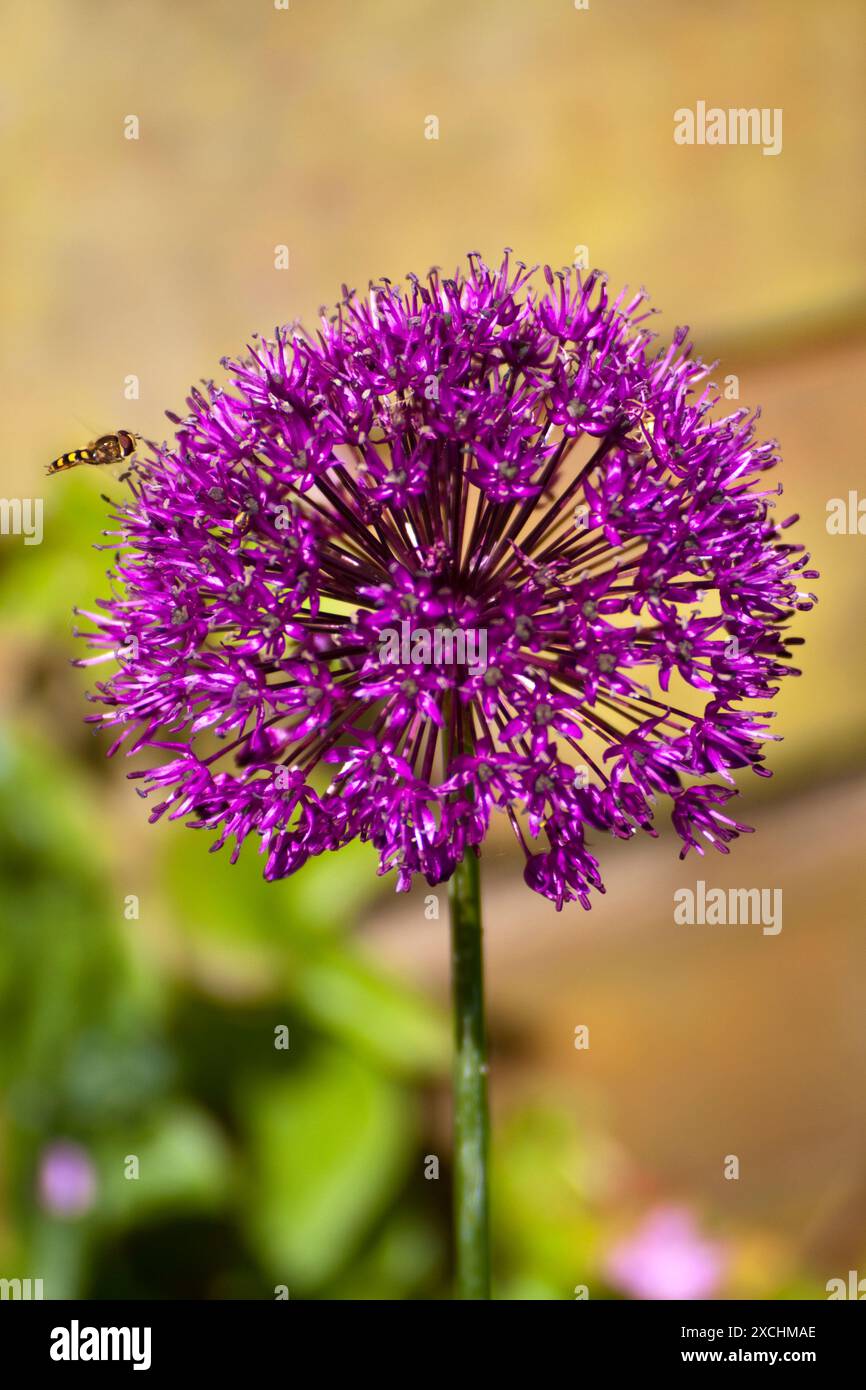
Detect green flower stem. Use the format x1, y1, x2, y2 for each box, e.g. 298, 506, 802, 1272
448, 849, 491, 1299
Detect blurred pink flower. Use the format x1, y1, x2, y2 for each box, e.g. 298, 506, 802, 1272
37, 1140, 97, 1218
604, 1205, 727, 1300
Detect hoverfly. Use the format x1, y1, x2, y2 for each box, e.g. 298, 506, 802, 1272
621, 397, 657, 457
46, 429, 140, 477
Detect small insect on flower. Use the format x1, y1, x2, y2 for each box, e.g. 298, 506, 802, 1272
47, 430, 140, 477
621, 396, 657, 454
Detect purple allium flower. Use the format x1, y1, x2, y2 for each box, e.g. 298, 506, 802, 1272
76, 254, 816, 908
37, 1140, 97, 1218
604, 1205, 728, 1301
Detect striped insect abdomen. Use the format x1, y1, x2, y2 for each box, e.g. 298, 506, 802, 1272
47, 448, 93, 474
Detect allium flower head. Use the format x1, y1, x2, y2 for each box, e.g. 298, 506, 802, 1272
77, 253, 816, 907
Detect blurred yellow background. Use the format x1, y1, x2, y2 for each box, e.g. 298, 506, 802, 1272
1, 0, 865, 1299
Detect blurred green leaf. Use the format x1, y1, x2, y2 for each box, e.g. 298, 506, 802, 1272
243, 1047, 414, 1289
0, 731, 109, 882
61, 1028, 174, 1129
296, 949, 448, 1076
273, 839, 381, 930
160, 822, 382, 989
161, 833, 446, 1077
0, 735, 137, 1106
30, 1217, 90, 1302
494, 1104, 602, 1299
0, 485, 116, 639
328, 1210, 443, 1300
94, 1103, 233, 1224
